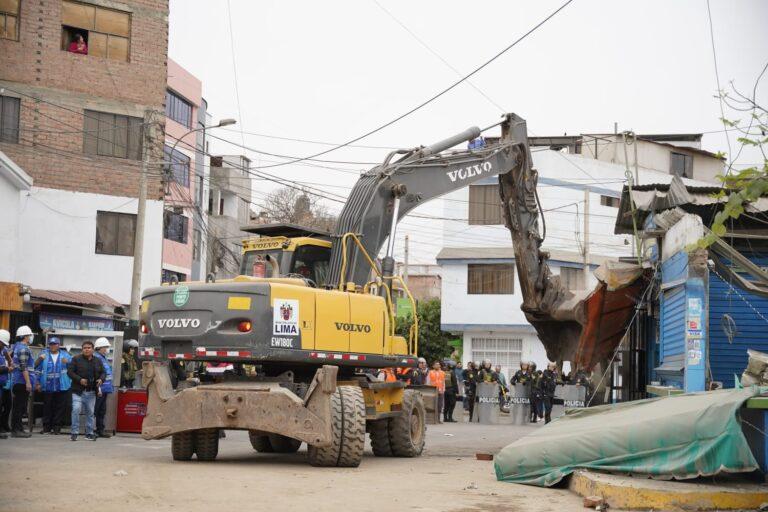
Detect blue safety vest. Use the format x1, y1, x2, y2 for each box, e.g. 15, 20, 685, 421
95, 352, 113, 394
0, 347, 8, 387
11, 342, 37, 387
37, 349, 72, 392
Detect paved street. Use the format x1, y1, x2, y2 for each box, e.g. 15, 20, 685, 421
0, 420, 583, 512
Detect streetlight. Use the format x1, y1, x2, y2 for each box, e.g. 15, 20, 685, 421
128, 117, 237, 323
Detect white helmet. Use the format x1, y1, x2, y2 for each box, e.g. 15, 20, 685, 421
16, 325, 33, 337
94, 337, 111, 349
126, 339, 139, 348
0, 329, 9, 346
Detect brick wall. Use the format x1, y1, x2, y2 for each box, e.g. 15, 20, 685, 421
0, 0, 169, 199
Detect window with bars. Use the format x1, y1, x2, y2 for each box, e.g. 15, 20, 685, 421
0, 0, 19, 40
60, 0, 131, 61
468, 184, 504, 225
600, 195, 620, 208
471, 337, 523, 376
559, 266, 585, 290
163, 209, 188, 244
0, 95, 20, 143
83, 110, 142, 159
467, 263, 514, 294
166, 90, 192, 128
163, 145, 190, 187
95, 211, 136, 256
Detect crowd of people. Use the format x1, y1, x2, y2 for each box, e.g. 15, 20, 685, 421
0, 326, 140, 441
380, 358, 588, 425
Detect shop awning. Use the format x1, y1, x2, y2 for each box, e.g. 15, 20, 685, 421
30, 289, 123, 309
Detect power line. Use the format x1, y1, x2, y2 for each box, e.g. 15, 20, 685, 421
246, 0, 575, 170
705, 0, 734, 171
225, 0, 246, 151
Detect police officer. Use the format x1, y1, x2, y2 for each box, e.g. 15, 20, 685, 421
462, 362, 479, 422
35, 337, 72, 434
511, 361, 530, 385
0, 329, 11, 439
477, 359, 499, 384
529, 362, 542, 423
539, 362, 559, 424
10, 326, 35, 437
93, 337, 113, 438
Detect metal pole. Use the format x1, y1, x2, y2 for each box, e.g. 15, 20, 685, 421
583, 187, 590, 288
633, 131, 639, 185
404, 234, 409, 286
129, 109, 154, 323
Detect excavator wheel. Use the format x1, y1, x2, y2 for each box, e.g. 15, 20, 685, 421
369, 419, 393, 457
171, 431, 195, 461
248, 431, 274, 453
194, 428, 220, 461
388, 389, 426, 457
308, 385, 365, 467
268, 434, 302, 453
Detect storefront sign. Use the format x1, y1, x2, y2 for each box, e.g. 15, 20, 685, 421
39, 313, 114, 332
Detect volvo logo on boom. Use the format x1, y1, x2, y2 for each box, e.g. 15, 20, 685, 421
446, 161, 493, 183
157, 318, 201, 329
334, 322, 372, 333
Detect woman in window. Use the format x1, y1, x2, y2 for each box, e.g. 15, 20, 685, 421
68, 34, 88, 55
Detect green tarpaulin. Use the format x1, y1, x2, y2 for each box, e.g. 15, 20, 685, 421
495, 388, 762, 487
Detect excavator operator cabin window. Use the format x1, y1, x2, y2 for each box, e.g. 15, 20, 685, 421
292, 245, 331, 286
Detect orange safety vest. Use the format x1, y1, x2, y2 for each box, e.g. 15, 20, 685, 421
380, 368, 397, 382
427, 369, 445, 393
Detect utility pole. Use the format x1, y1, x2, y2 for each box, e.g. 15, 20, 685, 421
583, 187, 590, 289
129, 109, 156, 323
403, 234, 409, 286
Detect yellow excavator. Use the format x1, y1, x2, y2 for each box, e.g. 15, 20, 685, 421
138, 113, 640, 467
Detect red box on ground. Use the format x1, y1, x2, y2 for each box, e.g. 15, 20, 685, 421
117, 389, 148, 433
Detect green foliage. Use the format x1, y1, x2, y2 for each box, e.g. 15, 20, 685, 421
395, 299, 454, 365
698, 90, 767, 249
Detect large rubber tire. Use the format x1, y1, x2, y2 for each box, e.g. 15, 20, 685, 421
171, 432, 195, 461
194, 428, 220, 461
248, 431, 274, 453
369, 419, 393, 457
268, 434, 302, 453
389, 389, 426, 457
307, 385, 366, 467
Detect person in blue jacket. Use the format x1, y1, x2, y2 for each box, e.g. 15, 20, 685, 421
93, 337, 113, 438
0, 329, 11, 439
10, 325, 35, 438
34, 337, 72, 435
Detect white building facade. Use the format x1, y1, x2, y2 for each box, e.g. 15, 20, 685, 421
1, 151, 163, 305
438, 144, 722, 378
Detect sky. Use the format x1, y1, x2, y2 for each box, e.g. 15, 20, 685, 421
168, 0, 768, 263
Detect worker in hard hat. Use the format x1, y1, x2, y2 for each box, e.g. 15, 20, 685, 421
411, 357, 429, 385
0, 329, 11, 439
121, 340, 139, 388
10, 325, 35, 437
34, 337, 72, 435
93, 337, 113, 438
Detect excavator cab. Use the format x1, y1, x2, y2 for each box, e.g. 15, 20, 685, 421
239, 223, 333, 286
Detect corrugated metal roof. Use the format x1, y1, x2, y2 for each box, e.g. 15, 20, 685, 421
30, 289, 123, 308
614, 176, 768, 234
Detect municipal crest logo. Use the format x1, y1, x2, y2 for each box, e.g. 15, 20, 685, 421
280, 303, 293, 321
